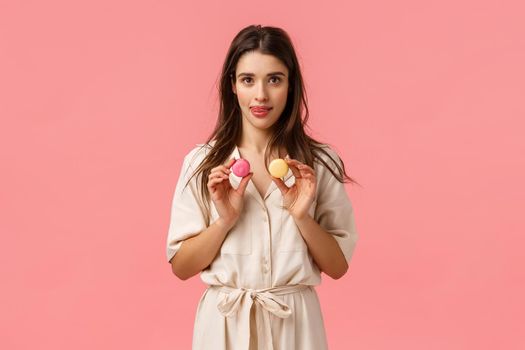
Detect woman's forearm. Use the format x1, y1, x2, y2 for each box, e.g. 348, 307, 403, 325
293, 215, 348, 279
170, 218, 234, 280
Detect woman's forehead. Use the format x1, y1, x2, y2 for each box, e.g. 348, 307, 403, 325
235, 52, 288, 76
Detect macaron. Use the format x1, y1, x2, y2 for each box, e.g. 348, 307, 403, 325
268, 158, 289, 178
231, 158, 251, 177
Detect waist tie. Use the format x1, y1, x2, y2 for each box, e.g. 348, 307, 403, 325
210, 284, 310, 350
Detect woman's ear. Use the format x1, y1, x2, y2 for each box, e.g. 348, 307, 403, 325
231, 77, 237, 95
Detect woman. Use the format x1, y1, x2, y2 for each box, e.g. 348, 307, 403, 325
166, 24, 360, 350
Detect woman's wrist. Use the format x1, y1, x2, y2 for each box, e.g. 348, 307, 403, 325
215, 217, 236, 231
291, 212, 313, 225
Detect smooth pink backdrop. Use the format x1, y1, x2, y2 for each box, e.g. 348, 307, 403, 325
1, 1, 524, 349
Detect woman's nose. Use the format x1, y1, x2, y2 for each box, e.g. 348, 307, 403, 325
255, 82, 268, 101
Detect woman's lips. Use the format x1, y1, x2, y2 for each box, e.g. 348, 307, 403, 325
250, 107, 272, 118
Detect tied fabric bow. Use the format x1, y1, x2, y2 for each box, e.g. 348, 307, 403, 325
215, 286, 298, 350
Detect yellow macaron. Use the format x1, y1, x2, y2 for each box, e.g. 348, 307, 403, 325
268, 158, 289, 178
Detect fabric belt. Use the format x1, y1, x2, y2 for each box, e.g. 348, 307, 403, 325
209, 284, 310, 350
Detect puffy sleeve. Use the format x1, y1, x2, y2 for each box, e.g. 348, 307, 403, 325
314, 149, 359, 263
166, 151, 208, 263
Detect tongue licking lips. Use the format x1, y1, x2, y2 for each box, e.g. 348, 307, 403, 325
252, 107, 271, 112
252, 108, 270, 117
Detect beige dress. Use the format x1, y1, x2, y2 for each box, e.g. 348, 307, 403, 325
166, 141, 359, 350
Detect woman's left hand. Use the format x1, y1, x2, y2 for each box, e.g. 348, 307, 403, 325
272, 158, 317, 220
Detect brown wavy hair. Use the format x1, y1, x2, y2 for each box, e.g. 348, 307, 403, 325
184, 24, 361, 222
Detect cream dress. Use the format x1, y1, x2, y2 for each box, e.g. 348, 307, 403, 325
166, 141, 359, 350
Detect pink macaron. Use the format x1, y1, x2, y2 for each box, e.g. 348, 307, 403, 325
232, 158, 251, 177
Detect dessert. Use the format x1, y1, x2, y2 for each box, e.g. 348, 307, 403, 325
268, 158, 289, 178
232, 158, 251, 177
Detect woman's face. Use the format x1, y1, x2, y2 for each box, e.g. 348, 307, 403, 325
231, 51, 290, 132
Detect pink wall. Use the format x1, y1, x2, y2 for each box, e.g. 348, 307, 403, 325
1, 1, 523, 349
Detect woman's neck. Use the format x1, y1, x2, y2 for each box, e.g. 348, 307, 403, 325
238, 131, 271, 155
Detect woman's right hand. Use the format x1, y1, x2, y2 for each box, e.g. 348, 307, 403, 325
207, 158, 253, 230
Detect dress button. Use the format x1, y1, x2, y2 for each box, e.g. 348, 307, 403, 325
262, 258, 269, 273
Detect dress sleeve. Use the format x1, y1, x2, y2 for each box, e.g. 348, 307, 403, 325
166, 153, 208, 263
314, 152, 359, 264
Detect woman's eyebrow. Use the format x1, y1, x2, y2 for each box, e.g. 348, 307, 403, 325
237, 71, 286, 78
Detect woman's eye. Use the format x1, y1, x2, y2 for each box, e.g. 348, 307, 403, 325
241, 77, 282, 84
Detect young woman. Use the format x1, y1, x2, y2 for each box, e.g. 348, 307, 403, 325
166, 24, 359, 350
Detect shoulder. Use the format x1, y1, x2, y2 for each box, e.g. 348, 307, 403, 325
311, 143, 346, 189
182, 141, 214, 170
313, 143, 343, 170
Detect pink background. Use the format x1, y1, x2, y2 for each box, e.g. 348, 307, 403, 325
1, 1, 524, 349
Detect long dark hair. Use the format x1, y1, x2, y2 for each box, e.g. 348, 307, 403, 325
184, 24, 360, 222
